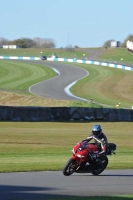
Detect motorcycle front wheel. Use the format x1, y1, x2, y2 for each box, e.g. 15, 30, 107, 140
91, 157, 108, 176
63, 158, 76, 176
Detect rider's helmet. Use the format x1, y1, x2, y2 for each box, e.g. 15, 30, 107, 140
92, 124, 102, 137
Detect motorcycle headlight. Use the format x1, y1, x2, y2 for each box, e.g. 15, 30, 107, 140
77, 154, 85, 158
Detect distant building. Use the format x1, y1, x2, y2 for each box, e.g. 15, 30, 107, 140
126, 40, 133, 53
2, 45, 9, 49
111, 41, 121, 48
2, 45, 19, 49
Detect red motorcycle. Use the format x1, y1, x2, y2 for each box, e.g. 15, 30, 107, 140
63, 140, 116, 176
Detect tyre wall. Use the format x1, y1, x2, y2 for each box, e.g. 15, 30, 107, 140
0, 106, 133, 122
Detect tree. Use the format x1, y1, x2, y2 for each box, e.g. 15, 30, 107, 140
121, 34, 133, 48
0, 37, 9, 45
74, 45, 79, 48
102, 39, 115, 48
9, 38, 36, 48
33, 37, 56, 48
1, 37, 56, 48
33, 37, 43, 48
43, 38, 56, 48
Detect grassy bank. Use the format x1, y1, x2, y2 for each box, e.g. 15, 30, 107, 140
0, 47, 133, 65
0, 59, 133, 108
0, 47, 87, 59
0, 60, 57, 90
0, 122, 132, 172
70, 62, 133, 108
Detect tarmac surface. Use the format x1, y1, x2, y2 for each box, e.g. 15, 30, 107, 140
28, 60, 89, 101
0, 170, 133, 200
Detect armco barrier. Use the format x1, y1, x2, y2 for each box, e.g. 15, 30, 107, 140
0, 106, 133, 122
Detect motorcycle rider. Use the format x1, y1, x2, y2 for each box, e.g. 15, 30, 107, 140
83, 124, 108, 162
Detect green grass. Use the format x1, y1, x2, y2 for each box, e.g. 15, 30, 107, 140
69, 63, 133, 108
100, 47, 133, 65
0, 58, 133, 108
0, 122, 133, 172
0, 47, 133, 65
0, 48, 86, 59
0, 60, 57, 90
41, 196, 133, 200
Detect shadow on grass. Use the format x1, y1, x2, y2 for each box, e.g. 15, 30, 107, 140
0, 185, 132, 200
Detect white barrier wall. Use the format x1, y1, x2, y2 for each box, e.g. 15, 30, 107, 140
0, 56, 41, 60
47, 57, 133, 72
0, 55, 133, 71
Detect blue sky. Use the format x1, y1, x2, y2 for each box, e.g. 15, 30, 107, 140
1, 0, 133, 48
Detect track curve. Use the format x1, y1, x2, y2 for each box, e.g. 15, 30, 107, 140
0, 170, 133, 199
28, 61, 88, 100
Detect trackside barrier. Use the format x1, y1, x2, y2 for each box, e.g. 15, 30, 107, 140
0, 56, 133, 71
0, 106, 133, 122
47, 57, 133, 71
0, 56, 40, 60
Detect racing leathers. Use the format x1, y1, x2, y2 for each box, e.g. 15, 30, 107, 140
84, 132, 108, 159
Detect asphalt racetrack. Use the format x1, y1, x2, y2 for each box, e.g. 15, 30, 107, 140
0, 170, 133, 200
28, 60, 89, 101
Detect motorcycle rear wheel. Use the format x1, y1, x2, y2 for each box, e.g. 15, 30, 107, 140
63, 158, 76, 176
91, 157, 108, 176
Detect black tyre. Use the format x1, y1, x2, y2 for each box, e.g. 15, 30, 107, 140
91, 157, 108, 176
63, 158, 76, 176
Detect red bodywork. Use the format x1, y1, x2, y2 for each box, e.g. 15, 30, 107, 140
72, 141, 99, 163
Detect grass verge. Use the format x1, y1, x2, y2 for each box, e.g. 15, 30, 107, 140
0, 60, 57, 90
38, 196, 133, 200
0, 122, 133, 172
0, 59, 133, 108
